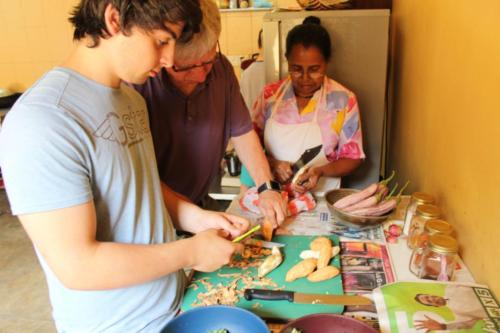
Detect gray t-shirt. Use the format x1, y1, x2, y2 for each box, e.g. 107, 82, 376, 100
0, 68, 183, 332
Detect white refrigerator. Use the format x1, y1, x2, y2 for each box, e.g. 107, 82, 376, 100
263, 9, 390, 189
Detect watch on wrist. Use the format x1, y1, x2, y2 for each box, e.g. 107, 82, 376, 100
257, 180, 281, 194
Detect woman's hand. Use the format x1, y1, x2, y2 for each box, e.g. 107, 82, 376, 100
292, 166, 323, 194
270, 159, 293, 183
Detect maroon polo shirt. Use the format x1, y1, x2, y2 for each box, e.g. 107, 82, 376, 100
132, 55, 252, 204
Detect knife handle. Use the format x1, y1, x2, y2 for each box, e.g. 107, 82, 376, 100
244, 289, 294, 302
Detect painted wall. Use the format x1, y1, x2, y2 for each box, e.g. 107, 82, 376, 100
275, 0, 297, 9
0, 0, 266, 90
390, 1, 500, 296
0, 0, 78, 91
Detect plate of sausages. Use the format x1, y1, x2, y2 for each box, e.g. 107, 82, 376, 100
325, 173, 409, 228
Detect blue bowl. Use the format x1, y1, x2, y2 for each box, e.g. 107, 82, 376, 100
162, 305, 270, 333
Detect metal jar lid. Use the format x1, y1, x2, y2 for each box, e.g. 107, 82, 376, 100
428, 234, 458, 254
416, 204, 441, 218
411, 192, 435, 205
424, 219, 453, 235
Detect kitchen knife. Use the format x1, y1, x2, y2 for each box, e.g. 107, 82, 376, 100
291, 144, 323, 173
244, 288, 372, 306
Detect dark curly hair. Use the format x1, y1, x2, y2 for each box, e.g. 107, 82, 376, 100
285, 15, 331, 61
69, 0, 202, 47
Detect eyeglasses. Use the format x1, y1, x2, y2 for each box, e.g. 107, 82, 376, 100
172, 42, 221, 73
288, 68, 325, 80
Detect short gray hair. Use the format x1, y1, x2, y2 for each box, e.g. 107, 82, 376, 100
174, 0, 221, 61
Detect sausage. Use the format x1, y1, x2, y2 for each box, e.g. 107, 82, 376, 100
334, 170, 396, 210
350, 198, 397, 216
342, 185, 388, 212
333, 183, 379, 209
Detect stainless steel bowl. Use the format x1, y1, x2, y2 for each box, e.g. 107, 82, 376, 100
325, 188, 393, 228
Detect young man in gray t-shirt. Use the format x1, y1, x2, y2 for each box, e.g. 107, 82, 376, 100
0, 1, 249, 332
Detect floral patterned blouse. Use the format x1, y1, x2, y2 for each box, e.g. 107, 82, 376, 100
252, 76, 365, 161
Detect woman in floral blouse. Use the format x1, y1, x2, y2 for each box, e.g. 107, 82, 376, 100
240, 16, 365, 196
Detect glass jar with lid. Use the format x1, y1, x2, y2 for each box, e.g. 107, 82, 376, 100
420, 219, 453, 247
410, 234, 458, 281
407, 204, 441, 249
408, 219, 453, 274
403, 192, 435, 235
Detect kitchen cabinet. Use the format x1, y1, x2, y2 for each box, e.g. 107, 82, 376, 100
220, 9, 270, 59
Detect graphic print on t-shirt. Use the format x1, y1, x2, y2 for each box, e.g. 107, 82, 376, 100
94, 106, 150, 147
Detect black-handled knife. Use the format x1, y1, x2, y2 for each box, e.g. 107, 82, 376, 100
244, 288, 372, 305
291, 144, 323, 174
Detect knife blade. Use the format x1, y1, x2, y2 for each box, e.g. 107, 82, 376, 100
244, 288, 372, 306
291, 144, 323, 173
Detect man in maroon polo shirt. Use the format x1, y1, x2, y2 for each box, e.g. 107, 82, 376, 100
132, 0, 286, 227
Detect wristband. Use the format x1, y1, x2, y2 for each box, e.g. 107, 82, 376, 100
257, 180, 281, 194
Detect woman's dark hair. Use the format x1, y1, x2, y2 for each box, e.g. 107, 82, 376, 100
285, 15, 331, 61
69, 0, 202, 47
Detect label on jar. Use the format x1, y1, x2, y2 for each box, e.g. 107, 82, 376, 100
403, 203, 416, 235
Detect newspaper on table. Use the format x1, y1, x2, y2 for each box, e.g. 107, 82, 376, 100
373, 281, 500, 333
341, 241, 395, 293
339, 240, 395, 326
227, 197, 387, 241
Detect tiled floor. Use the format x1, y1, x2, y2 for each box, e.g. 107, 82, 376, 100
0, 190, 56, 332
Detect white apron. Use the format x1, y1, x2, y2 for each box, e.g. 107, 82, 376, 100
263, 81, 341, 196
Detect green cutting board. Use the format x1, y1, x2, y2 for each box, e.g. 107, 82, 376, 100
182, 235, 343, 320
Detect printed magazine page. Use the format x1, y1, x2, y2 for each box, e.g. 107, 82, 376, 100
341, 241, 395, 294
340, 241, 396, 328
373, 281, 500, 333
